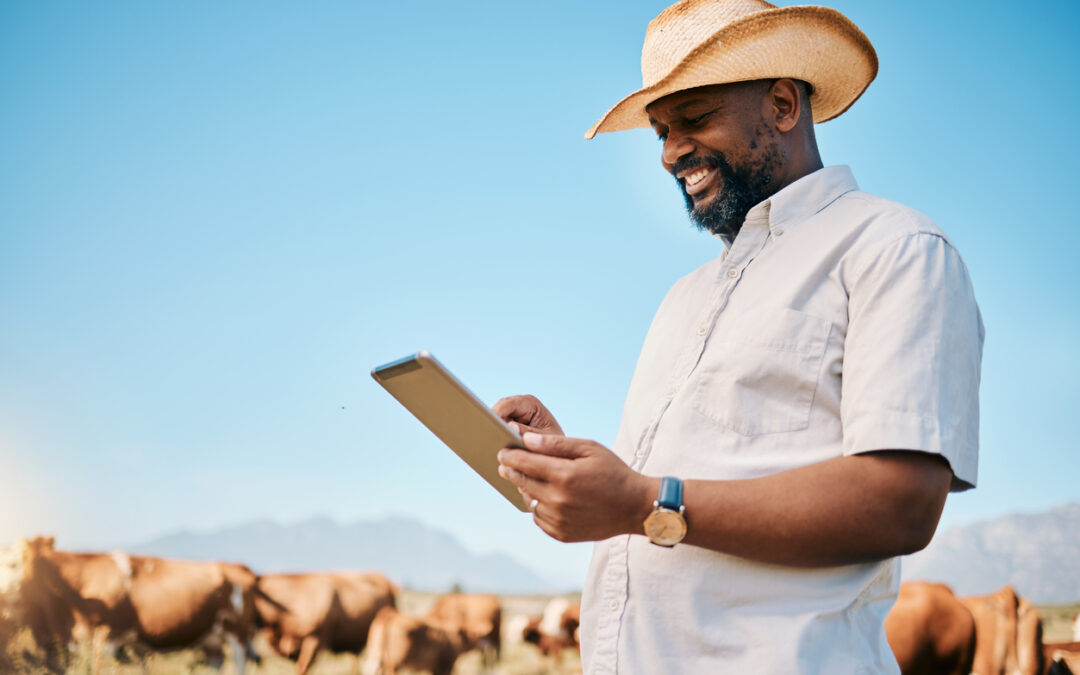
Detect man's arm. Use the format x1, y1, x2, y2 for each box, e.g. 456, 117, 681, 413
497, 431, 951, 568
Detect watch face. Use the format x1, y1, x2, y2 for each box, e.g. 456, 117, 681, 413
644, 508, 686, 546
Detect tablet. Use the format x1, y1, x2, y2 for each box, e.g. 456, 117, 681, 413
371, 351, 529, 512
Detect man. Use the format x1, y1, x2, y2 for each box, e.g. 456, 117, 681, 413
495, 1, 983, 673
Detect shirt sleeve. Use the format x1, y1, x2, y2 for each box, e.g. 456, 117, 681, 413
840, 231, 984, 491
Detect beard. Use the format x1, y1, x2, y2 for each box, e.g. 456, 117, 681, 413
675, 133, 782, 243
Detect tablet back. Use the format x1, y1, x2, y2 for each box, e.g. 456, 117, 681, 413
372, 351, 528, 512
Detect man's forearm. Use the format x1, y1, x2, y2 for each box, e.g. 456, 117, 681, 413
497, 433, 952, 565
631, 451, 952, 567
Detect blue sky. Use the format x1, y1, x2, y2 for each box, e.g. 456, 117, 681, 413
1, 1, 1078, 589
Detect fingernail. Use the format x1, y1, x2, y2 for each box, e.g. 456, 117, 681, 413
497, 450, 506, 462
523, 432, 541, 447
498, 466, 509, 479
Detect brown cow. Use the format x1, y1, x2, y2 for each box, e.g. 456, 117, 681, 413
1043, 642, 1080, 675
884, 582, 976, 675
425, 592, 501, 665
361, 605, 471, 675
15, 536, 257, 672
522, 617, 579, 658
254, 571, 397, 675
961, 585, 1044, 675
520, 597, 581, 658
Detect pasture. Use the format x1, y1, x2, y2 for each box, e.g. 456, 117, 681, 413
1, 590, 584, 675
1040, 603, 1080, 643
3, 590, 1076, 674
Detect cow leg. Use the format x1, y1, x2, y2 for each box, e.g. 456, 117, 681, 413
245, 641, 262, 666
296, 635, 322, 675
359, 646, 383, 675
226, 635, 246, 675
203, 644, 225, 669
90, 629, 111, 675
482, 641, 499, 672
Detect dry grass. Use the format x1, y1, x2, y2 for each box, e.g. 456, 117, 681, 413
1039, 603, 1080, 643
0, 591, 582, 675
5, 594, 1073, 673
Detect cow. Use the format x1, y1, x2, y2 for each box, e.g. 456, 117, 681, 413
424, 592, 501, 666
1, 543, 21, 660
883, 581, 976, 675
519, 597, 581, 659
361, 605, 472, 675
1043, 642, 1080, 675
14, 536, 258, 673
253, 571, 397, 675
961, 585, 1044, 675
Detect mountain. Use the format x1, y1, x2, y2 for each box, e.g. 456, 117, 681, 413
903, 502, 1080, 604
127, 515, 555, 594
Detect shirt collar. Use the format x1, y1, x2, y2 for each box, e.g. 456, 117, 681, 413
742, 165, 859, 237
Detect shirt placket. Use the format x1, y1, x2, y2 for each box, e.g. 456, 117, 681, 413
589, 216, 771, 675
631, 216, 770, 471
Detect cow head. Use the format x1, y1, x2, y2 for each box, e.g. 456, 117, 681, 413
521, 617, 543, 646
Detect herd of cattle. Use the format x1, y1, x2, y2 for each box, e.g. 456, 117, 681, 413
0, 536, 1078, 674
0, 537, 578, 674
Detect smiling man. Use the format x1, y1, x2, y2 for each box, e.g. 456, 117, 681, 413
495, 1, 983, 673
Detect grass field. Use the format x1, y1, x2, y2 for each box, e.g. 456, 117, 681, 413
1040, 603, 1080, 643
3, 595, 1077, 674
1, 591, 583, 675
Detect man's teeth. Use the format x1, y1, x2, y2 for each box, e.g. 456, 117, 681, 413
685, 168, 710, 186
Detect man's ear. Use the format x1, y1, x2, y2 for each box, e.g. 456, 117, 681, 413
769, 78, 802, 133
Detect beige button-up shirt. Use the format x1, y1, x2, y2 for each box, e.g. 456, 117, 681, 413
580, 166, 984, 674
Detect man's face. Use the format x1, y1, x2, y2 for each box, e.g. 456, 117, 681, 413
646, 82, 783, 242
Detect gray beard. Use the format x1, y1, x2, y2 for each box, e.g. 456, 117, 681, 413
677, 138, 782, 244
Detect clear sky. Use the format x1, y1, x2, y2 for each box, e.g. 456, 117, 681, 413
2, 1, 1078, 589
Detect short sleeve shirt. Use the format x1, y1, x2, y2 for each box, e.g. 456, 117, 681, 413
580, 166, 984, 674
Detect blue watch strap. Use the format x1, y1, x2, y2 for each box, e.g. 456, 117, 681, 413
657, 476, 683, 510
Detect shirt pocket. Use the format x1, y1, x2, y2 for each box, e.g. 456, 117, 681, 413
690, 307, 831, 436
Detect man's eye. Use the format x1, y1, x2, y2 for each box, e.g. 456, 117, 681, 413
687, 112, 711, 125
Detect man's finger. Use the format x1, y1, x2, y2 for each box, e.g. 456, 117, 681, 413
531, 504, 560, 534
497, 463, 557, 505
492, 395, 542, 425
522, 432, 593, 459
498, 448, 565, 482
508, 421, 542, 436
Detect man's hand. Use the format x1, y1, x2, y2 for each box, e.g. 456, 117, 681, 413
492, 395, 565, 437
497, 432, 654, 543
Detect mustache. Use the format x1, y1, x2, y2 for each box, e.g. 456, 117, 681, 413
669, 151, 738, 191
671, 152, 732, 180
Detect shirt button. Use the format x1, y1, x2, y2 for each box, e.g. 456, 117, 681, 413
665, 387, 677, 399
727, 268, 739, 279
608, 600, 619, 611
635, 449, 645, 459
774, 228, 785, 237
697, 325, 708, 336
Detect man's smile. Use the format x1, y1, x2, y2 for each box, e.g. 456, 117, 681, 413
679, 166, 717, 198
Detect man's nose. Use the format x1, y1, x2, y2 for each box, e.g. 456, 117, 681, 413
661, 131, 694, 168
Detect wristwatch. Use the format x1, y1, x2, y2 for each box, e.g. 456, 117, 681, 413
643, 476, 687, 547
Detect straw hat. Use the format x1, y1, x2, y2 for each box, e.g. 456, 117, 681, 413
585, 0, 877, 139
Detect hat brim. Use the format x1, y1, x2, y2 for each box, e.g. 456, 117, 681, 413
585, 6, 877, 139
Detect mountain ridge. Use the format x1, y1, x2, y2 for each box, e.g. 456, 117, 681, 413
903, 502, 1080, 603
127, 515, 560, 594
122, 502, 1080, 602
